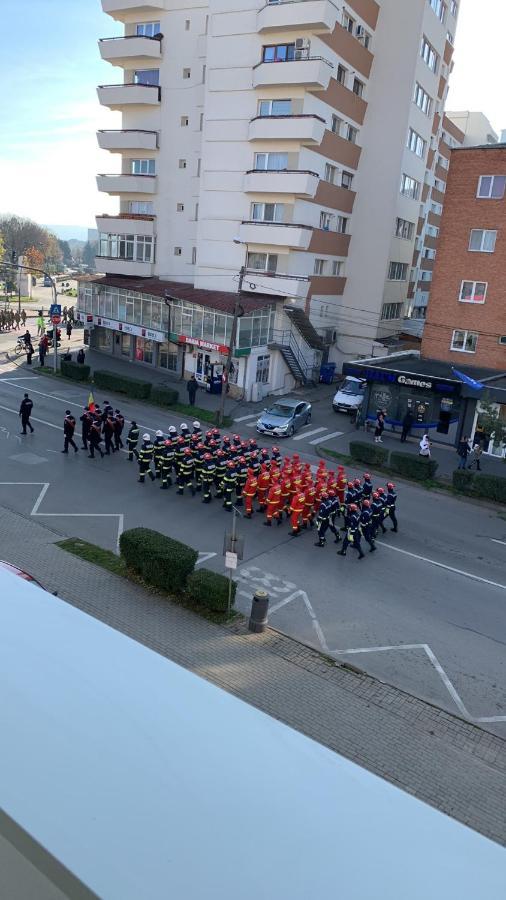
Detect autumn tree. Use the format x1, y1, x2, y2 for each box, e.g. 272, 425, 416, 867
25, 246, 45, 274
0, 215, 61, 270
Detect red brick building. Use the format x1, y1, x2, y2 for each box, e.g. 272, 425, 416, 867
422, 145, 506, 369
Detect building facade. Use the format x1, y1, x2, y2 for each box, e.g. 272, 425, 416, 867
86, 0, 462, 390
446, 111, 499, 148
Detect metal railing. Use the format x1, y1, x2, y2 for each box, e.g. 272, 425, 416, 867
269, 328, 320, 383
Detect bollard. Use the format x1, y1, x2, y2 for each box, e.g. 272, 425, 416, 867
248, 589, 269, 634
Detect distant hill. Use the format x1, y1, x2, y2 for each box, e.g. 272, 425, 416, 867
45, 224, 90, 241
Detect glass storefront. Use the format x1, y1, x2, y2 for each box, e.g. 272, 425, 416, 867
159, 341, 178, 372
135, 338, 154, 365
96, 328, 113, 352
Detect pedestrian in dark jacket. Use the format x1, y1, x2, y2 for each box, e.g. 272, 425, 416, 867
80, 407, 92, 450
19, 393, 34, 434
62, 411, 78, 453
457, 436, 470, 469
187, 375, 198, 406
77, 348, 85, 364
374, 410, 385, 443
66, 321, 73, 339
400, 409, 414, 443
113, 410, 125, 450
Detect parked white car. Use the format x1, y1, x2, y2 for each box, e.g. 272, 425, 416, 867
332, 376, 366, 414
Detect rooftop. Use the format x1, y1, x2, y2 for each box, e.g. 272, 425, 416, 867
349, 353, 506, 383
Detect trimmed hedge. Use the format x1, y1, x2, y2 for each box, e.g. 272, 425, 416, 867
119, 527, 198, 592
186, 568, 236, 613
60, 360, 90, 382
452, 469, 474, 493
389, 450, 438, 481
150, 385, 179, 407
349, 440, 388, 467
93, 370, 151, 399
473, 473, 506, 504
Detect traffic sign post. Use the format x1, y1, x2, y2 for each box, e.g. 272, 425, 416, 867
49, 304, 61, 373
223, 506, 244, 618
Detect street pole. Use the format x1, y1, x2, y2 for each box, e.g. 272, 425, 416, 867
228, 506, 238, 618
217, 265, 245, 427
51, 277, 58, 374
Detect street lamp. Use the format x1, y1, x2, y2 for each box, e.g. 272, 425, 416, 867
217, 264, 245, 427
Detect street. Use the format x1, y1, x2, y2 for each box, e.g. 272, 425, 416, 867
0, 366, 505, 735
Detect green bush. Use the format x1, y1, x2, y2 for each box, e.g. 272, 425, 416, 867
186, 568, 236, 613
119, 527, 198, 592
150, 385, 179, 408
93, 370, 151, 399
452, 469, 475, 494
389, 451, 438, 481
472, 473, 506, 504
60, 360, 90, 382
349, 440, 388, 466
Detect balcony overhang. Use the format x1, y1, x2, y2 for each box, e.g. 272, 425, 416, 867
244, 170, 319, 197
243, 270, 310, 300
97, 83, 160, 110
101, 0, 165, 22
248, 114, 326, 144
239, 221, 312, 250
97, 129, 159, 152
257, 0, 338, 33
253, 57, 333, 90
99, 35, 162, 68
95, 257, 155, 278
96, 174, 157, 195
96, 214, 156, 236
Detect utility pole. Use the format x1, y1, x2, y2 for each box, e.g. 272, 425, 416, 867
217, 265, 245, 427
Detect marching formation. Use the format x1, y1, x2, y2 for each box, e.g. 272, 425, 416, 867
127, 417, 399, 561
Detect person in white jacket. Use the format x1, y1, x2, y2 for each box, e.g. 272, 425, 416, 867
419, 434, 431, 458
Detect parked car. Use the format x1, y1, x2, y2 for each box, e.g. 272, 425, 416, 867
0, 561, 44, 588
256, 399, 312, 438
332, 376, 366, 414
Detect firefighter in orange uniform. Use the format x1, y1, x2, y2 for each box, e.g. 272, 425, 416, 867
243, 469, 258, 519
302, 481, 316, 529
289, 490, 306, 537
280, 470, 292, 519
256, 463, 271, 510
264, 471, 282, 526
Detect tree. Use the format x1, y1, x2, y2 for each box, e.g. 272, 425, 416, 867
476, 392, 506, 452
58, 239, 72, 265
82, 241, 97, 270
25, 246, 45, 275
0, 215, 61, 271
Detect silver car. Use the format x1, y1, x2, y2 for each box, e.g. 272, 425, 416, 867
256, 398, 312, 438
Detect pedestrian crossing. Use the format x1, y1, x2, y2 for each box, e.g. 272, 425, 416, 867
239, 420, 343, 447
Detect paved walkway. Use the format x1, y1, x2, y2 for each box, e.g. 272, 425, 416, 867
0, 503, 504, 845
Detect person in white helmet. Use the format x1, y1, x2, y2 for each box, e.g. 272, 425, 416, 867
192, 420, 202, 439
180, 422, 191, 446
138, 434, 155, 484
153, 429, 165, 479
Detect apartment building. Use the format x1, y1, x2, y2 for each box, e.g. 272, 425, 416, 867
86, 0, 461, 395
446, 111, 499, 148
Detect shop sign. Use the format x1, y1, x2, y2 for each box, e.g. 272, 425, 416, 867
397, 374, 432, 390
89, 314, 165, 343
178, 334, 229, 355
344, 364, 457, 394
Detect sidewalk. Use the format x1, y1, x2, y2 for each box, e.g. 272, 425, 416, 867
1, 503, 504, 845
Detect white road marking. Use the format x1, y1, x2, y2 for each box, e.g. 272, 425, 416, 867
244, 422, 257, 428
0, 404, 61, 430
0, 376, 40, 381
196, 552, 217, 566
491, 539, 506, 546
233, 414, 258, 423
376, 541, 506, 591
309, 430, 344, 446
293, 427, 327, 441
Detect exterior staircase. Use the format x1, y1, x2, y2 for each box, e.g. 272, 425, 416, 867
283, 306, 326, 351
268, 307, 324, 386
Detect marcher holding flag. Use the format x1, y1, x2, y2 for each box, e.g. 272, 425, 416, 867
87, 392, 96, 414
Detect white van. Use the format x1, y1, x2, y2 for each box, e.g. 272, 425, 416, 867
332, 376, 366, 414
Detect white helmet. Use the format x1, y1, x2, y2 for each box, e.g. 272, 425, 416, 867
180, 422, 189, 431
193, 420, 201, 429
156, 430, 163, 437
168, 425, 176, 433
143, 433, 150, 441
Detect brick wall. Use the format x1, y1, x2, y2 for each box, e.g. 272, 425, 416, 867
422, 147, 506, 370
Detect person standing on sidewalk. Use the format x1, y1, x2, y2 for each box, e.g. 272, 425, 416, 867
187, 375, 198, 407
19, 393, 34, 434
400, 409, 414, 443
456, 436, 470, 470
62, 411, 78, 454
373, 409, 385, 443
419, 434, 432, 458
468, 443, 483, 471
66, 320, 73, 340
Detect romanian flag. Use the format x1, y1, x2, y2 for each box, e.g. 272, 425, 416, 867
88, 391, 95, 413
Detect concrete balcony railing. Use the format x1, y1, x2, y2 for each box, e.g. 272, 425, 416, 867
244, 169, 319, 197
95, 256, 155, 278
243, 270, 310, 299
238, 221, 312, 250
96, 174, 157, 195
99, 35, 162, 68
101, 0, 165, 22
257, 0, 340, 33
96, 214, 156, 236
97, 129, 158, 152
97, 83, 161, 110
248, 114, 326, 144
253, 57, 333, 90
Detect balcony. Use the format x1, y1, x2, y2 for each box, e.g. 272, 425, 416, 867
257, 0, 338, 33
96, 174, 157, 195
248, 114, 326, 144
95, 256, 155, 278
243, 270, 310, 300
101, 0, 165, 22
97, 83, 161, 110
239, 221, 312, 250
253, 57, 333, 90
96, 214, 156, 236
97, 129, 158, 152
244, 169, 319, 197
99, 35, 162, 68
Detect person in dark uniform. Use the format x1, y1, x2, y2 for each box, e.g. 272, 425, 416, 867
235, 455, 248, 506
178, 448, 195, 496
103, 415, 116, 455
138, 434, 155, 483
127, 421, 140, 461
153, 431, 165, 478
327, 489, 341, 543
62, 411, 78, 453
400, 409, 414, 443
314, 494, 331, 547
160, 440, 175, 489
19, 393, 34, 434
180, 422, 191, 446
385, 483, 398, 532
222, 461, 237, 511
338, 504, 365, 559
192, 420, 202, 440
371, 491, 386, 537
88, 419, 104, 459
362, 473, 373, 501
202, 452, 216, 503
113, 410, 125, 450
214, 449, 227, 498
102, 401, 114, 423
359, 500, 376, 552
80, 407, 92, 450
376, 487, 388, 532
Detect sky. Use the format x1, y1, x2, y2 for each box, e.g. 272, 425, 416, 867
0, 0, 504, 237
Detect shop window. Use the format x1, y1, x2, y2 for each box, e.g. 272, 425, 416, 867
256, 354, 270, 384
135, 337, 154, 364
120, 333, 132, 358
450, 330, 478, 353
159, 342, 178, 371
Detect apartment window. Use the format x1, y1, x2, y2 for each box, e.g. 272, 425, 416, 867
423, 247, 436, 259
446, 30, 454, 44
135, 235, 154, 262
136, 22, 161, 37
431, 201, 443, 215
429, 0, 447, 22
185, 19, 190, 30
426, 224, 439, 238
258, 99, 292, 117
342, 11, 355, 32
128, 201, 153, 215
451, 330, 478, 353
413, 82, 432, 115
131, 159, 155, 175
434, 178, 445, 193
341, 171, 354, 189
202, 65, 206, 82
420, 270, 432, 281
174, 247, 182, 256
254, 152, 288, 171
355, 24, 371, 48
183, 68, 191, 79
450, 0, 458, 14
194, 203, 199, 220
256, 354, 270, 385
477, 175, 506, 199
346, 124, 358, 143
180, 116, 189, 127
199, 112, 204, 131
324, 163, 337, 184
469, 229, 497, 252
421, 37, 439, 73
336, 64, 347, 85
251, 202, 284, 223
134, 69, 159, 86
320, 211, 333, 230
400, 173, 420, 200
395, 217, 415, 240
196, 158, 201, 177
176, 203, 184, 212
381, 302, 403, 320
352, 77, 364, 98
407, 128, 426, 158
388, 262, 408, 280
332, 260, 342, 276
337, 215, 348, 234
437, 154, 450, 170
246, 252, 278, 272
459, 281, 487, 303
331, 114, 342, 135
499, 336, 506, 346
262, 44, 295, 62
179, 159, 187, 169
98, 233, 154, 263
191, 247, 197, 264
314, 258, 326, 275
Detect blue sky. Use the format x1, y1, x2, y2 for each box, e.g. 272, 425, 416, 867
0, 0, 504, 236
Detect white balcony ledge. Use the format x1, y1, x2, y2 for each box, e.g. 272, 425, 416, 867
97, 83, 161, 110
96, 174, 157, 195
257, 0, 339, 33
253, 57, 333, 90
97, 129, 159, 152
95, 256, 155, 277
101, 0, 165, 22
248, 114, 326, 144
96, 214, 156, 236
243, 270, 310, 299
244, 169, 319, 197
99, 35, 162, 68
238, 221, 312, 250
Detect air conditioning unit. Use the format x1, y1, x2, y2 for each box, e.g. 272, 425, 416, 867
322, 328, 337, 344
356, 25, 366, 38
295, 38, 308, 50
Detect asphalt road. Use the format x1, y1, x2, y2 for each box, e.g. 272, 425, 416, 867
0, 367, 505, 735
